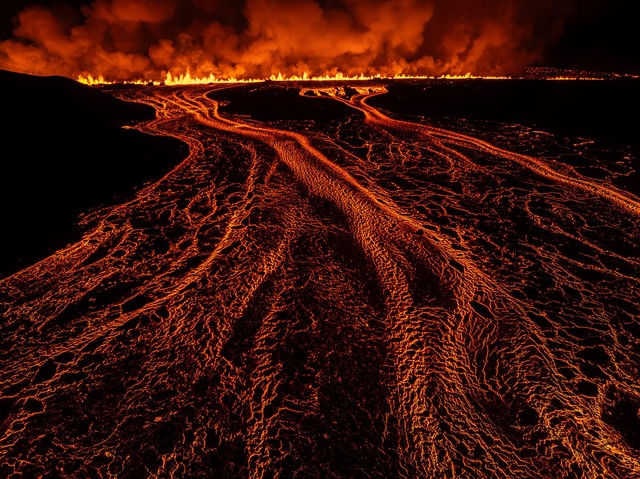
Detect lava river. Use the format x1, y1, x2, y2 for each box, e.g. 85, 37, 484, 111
1, 82, 640, 479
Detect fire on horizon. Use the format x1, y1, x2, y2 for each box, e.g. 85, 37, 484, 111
0, 0, 638, 81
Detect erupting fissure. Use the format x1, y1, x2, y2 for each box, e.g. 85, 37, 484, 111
77, 71, 516, 86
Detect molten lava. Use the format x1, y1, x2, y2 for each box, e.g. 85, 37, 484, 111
1, 79, 639, 478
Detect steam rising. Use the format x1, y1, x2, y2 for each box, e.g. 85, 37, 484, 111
0, 0, 569, 80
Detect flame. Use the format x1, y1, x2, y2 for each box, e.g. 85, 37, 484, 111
76, 69, 612, 86
77, 70, 521, 86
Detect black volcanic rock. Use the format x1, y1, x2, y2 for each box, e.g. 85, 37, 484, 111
0, 69, 188, 278
369, 78, 640, 196
208, 83, 355, 121
371, 79, 640, 145
0, 69, 155, 126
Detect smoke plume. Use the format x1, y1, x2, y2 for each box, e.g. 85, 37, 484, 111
0, 0, 572, 80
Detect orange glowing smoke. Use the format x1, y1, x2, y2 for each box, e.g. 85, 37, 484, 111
0, 0, 570, 82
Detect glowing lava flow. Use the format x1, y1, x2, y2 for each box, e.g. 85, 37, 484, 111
1, 82, 639, 478
305, 86, 640, 217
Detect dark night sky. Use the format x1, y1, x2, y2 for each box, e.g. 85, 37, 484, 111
544, 0, 638, 73
0, 0, 638, 78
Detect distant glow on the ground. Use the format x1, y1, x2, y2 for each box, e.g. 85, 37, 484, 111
77, 71, 520, 86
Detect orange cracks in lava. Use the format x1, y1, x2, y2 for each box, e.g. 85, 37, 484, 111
3, 80, 640, 478
303, 86, 640, 217
150, 85, 640, 476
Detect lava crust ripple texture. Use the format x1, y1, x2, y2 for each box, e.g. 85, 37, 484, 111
1, 82, 640, 479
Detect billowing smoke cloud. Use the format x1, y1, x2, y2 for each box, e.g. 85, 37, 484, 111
0, 0, 570, 80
